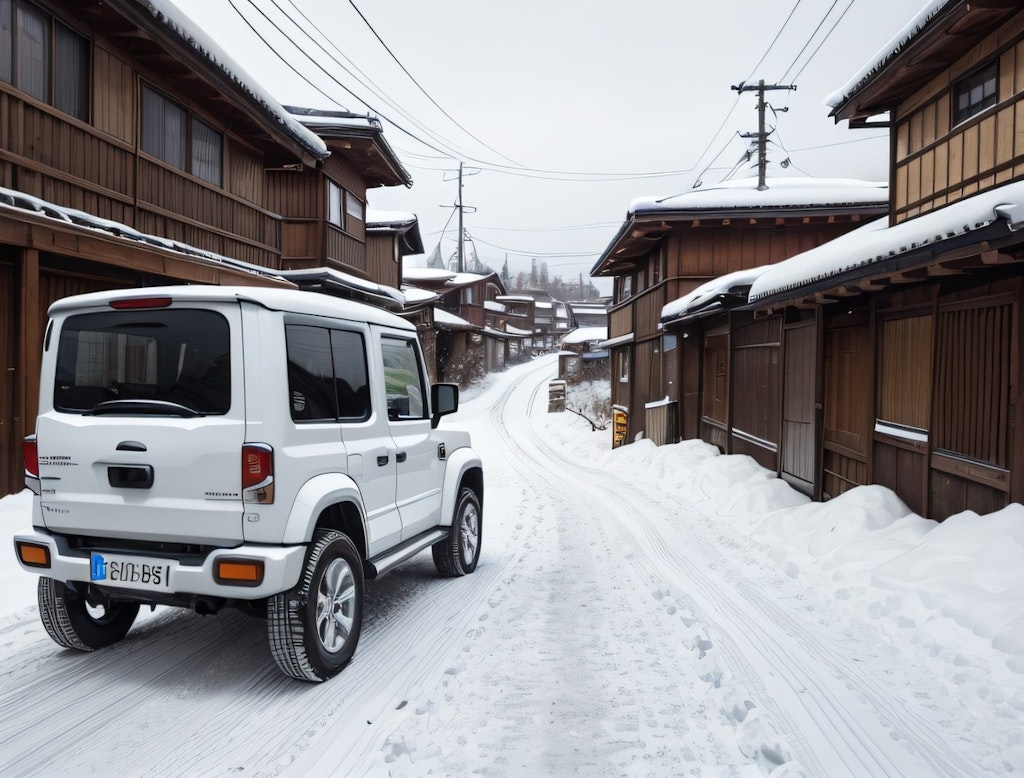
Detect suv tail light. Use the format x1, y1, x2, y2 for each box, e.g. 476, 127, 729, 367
23, 435, 38, 478
242, 443, 274, 504
109, 296, 172, 309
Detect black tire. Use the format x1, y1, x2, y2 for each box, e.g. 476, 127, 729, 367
267, 529, 364, 682
433, 487, 482, 577
37, 577, 139, 651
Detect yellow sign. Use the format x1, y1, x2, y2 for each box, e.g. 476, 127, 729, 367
612, 406, 628, 448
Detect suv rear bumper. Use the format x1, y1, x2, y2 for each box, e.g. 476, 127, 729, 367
13, 529, 307, 600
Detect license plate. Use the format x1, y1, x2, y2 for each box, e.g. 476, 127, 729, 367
90, 552, 175, 592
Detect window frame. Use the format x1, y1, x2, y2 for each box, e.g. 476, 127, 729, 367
140, 83, 224, 187
381, 335, 428, 422
953, 60, 998, 126
0, 0, 89, 121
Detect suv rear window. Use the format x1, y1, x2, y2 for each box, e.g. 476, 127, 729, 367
55, 309, 231, 414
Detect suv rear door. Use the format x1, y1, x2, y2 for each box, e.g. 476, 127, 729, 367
35, 300, 247, 546
377, 331, 444, 539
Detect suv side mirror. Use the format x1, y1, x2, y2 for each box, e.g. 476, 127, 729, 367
430, 383, 459, 428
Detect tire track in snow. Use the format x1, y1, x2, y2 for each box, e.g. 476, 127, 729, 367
508, 360, 981, 777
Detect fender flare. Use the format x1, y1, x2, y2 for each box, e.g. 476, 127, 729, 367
282, 472, 367, 545
438, 447, 483, 526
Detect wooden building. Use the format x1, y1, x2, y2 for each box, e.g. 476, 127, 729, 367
591, 178, 888, 447
402, 268, 508, 386
740, 0, 1024, 520
0, 0, 410, 495
646, 1, 1024, 522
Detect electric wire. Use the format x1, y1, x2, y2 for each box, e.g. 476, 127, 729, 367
779, 0, 842, 83
346, 0, 524, 168
789, 0, 856, 84
235, 0, 492, 163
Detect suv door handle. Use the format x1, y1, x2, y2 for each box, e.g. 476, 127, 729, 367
377, 455, 389, 466
396, 451, 407, 463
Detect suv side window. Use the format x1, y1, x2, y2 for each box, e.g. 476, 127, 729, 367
286, 325, 371, 422
331, 329, 370, 421
381, 336, 426, 421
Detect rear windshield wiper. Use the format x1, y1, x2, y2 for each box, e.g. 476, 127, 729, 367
88, 399, 203, 418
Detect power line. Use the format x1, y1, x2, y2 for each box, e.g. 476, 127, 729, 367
345, 0, 523, 168
779, 0, 842, 83
789, 0, 856, 83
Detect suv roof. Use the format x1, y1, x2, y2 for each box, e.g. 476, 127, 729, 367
47, 285, 415, 331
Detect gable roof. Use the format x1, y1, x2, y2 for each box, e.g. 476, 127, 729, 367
82, 0, 329, 167
747, 179, 1024, 307
593, 176, 888, 274
827, 1, 1019, 125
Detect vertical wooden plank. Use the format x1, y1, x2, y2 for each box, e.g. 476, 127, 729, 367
18, 249, 41, 446
979, 115, 996, 175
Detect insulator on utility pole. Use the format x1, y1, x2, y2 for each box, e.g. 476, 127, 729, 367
731, 79, 796, 190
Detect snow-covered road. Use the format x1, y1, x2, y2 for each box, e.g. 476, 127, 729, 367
0, 355, 1019, 777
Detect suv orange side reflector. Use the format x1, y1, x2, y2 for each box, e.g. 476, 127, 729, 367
16, 542, 50, 568
215, 558, 265, 586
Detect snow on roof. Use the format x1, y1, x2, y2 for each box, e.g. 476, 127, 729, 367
145, 0, 328, 159
663, 266, 773, 321
749, 179, 1024, 303
404, 267, 456, 283
0, 185, 287, 281
288, 111, 382, 131
276, 267, 404, 307
400, 286, 438, 305
561, 326, 608, 345
433, 307, 476, 329
631, 176, 888, 214
825, 1, 951, 109
367, 209, 417, 229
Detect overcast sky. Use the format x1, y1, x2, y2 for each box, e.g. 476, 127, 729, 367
167, 0, 928, 288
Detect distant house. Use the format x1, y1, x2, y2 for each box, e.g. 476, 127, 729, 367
0, 0, 409, 495
651, 1, 1024, 521
403, 268, 507, 386
568, 300, 610, 329
592, 177, 889, 447
493, 294, 536, 361
558, 326, 609, 385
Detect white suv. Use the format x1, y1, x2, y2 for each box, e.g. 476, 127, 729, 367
14, 286, 483, 681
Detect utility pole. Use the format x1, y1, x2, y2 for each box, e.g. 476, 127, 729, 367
456, 162, 464, 273
442, 161, 477, 273
731, 79, 796, 190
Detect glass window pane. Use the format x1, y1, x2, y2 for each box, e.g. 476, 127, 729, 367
328, 182, 343, 227
55, 309, 231, 415
54, 22, 88, 120
16, 1, 49, 102
192, 117, 222, 185
286, 325, 337, 421
345, 194, 364, 221
381, 337, 425, 420
331, 330, 370, 421
141, 85, 186, 169
0, 0, 13, 83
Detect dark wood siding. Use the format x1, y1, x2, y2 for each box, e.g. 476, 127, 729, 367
730, 316, 781, 471
780, 317, 817, 494
0, 259, 16, 494
892, 13, 1024, 220
680, 326, 702, 441
701, 329, 729, 451
822, 309, 873, 498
